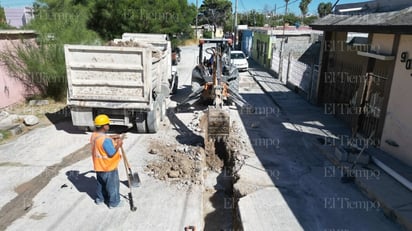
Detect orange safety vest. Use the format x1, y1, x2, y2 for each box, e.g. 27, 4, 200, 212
90, 132, 121, 172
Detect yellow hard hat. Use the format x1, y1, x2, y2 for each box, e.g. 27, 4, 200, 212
94, 114, 110, 126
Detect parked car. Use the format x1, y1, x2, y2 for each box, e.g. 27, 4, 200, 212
230, 50, 248, 71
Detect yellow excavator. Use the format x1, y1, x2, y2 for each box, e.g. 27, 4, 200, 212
180, 39, 249, 140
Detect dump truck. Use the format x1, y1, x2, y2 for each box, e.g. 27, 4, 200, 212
64, 33, 177, 133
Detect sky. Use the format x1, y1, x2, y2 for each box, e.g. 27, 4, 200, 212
189, 0, 362, 14
2, 0, 362, 14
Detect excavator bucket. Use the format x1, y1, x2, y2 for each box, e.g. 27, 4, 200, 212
206, 106, 230, 139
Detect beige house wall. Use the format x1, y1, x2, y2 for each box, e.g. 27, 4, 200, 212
371, 33, 395, 55
381, 34, 412, 166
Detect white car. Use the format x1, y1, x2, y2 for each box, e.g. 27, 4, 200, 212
230, 51, 249, 71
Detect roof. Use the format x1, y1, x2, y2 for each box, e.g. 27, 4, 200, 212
0, 30, 36, 35
0, 30, 37, 40
249, 27, 323, 36
311, 6, 412, 33
334, 0, 412, 14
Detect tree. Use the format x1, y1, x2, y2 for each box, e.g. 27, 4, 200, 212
303, 15, 318, 25
318, 2, 333, 18
88, 0, 196, 43
0, 0, 101, 101
198, 0, 232, 29
0, 5, 14, 29
283, 13, 300, 25
238, 10, 265, 27
299, 0, 312, 21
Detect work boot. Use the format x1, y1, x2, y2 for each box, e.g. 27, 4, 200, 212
108, 200, 124, 209
95, 198, 104, 205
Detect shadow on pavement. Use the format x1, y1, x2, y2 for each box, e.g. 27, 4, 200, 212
165, 108, 204, 146
45, 107, 86, 134
66, 170, 96, 201
232, 60, 401, 229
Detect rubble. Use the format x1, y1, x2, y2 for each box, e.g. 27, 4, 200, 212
145, 140, 205, 189
106, 40, 163, 59
148, 149, 158, 155
24, 115, 39, 126
144, 113, 248, 192
0, 111, 9, 120
8, 125, 24, 136
28, 100, 49, 106
187, 111, 203, 133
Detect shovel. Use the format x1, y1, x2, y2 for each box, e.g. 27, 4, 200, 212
121, 146, 141, 188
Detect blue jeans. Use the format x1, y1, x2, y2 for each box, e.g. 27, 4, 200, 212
95, 169, 120, 207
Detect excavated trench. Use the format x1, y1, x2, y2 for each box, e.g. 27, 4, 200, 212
203, 138, 241, 231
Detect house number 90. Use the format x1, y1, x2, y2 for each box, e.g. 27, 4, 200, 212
400, 51, 412, 70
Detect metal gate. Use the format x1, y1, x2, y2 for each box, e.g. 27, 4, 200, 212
322, 60, 389, 140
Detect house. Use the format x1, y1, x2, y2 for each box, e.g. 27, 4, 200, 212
238, 29, 252, 57
0, 30, 37, 108
191, 25, 224, 39
4, 7, 34, 28
311, 0, 412, 166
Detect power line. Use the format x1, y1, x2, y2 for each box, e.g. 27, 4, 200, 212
276, 0, 300, 11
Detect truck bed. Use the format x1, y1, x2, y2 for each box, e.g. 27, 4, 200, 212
64, 45, 154, 109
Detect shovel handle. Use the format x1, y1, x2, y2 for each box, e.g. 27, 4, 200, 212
121, 147, 132, 169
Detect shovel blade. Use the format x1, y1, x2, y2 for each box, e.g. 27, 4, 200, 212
129, 173, 141, 187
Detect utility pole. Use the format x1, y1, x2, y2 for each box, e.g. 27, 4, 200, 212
279, 0, 289, 83
233, 0, 238, 49
195, 0, 198, 39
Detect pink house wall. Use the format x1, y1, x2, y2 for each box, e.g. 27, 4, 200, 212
0, 36, 37, 108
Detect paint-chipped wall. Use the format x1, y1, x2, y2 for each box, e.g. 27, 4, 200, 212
381, 34, 412, 166
0, 34, 37, 108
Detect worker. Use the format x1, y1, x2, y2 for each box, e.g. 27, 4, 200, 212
90, 114, 123, 208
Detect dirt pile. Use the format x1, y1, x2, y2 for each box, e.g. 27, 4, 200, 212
145, 141, 205, 189
144, 111, 250, 190
106, 40, 163, 59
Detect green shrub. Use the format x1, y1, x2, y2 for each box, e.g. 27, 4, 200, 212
0, 1, 101, 101
203, 31, 213, 39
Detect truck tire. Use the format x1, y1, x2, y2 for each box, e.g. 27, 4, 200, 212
135, 114, 147, 133
147, 104, 161, 133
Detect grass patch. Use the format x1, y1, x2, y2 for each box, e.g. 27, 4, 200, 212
0, 130, 11, 140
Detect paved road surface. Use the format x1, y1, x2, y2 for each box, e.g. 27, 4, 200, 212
0, 45, 402, 230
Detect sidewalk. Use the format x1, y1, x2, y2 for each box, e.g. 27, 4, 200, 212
248, 66, 412, 231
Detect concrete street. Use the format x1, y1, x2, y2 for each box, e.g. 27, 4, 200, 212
0, 45, 404, 230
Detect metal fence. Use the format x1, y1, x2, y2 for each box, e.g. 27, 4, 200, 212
271, 51, 319, 103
